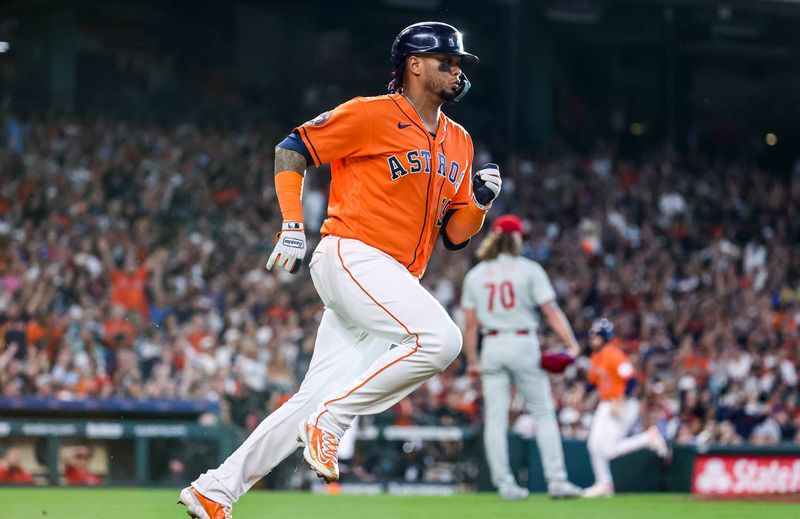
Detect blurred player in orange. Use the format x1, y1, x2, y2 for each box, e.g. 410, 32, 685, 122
583, 318, 668, 498
180, 21, 500, 519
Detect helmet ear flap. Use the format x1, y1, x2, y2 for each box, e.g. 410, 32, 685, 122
453, 72, 471, 102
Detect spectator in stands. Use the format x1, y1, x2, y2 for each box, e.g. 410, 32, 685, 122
0, 447, 34, 484
63, 445, 102, 486
0, 111, 797, 490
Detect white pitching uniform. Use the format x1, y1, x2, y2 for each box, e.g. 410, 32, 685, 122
462, 253, 570, 490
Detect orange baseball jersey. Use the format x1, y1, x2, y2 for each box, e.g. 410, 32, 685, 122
294, 93, 474, 278
588, 343, 635, 401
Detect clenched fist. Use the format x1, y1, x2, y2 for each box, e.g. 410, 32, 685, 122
472, 163, 501, 209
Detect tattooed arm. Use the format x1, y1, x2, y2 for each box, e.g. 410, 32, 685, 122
274, 146, 308, 177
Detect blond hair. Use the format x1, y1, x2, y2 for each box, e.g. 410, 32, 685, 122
476, 232, 521, 262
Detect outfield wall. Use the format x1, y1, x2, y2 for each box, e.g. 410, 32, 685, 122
2, 417, 800, 496
507, 437, 800, 496
0, 417, 241, 486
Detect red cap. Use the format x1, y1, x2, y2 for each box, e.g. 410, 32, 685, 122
492, 214, 524, 235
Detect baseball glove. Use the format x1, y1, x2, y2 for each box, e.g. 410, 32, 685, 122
540, 352, 575, 374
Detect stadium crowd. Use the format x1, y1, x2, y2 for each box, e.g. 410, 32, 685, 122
0, 114, 799, 485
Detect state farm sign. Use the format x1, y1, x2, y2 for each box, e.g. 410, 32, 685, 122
692, 455, 800, 496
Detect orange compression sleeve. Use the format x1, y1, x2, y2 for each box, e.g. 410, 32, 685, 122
275, 170, 304, 222
445, 202, 487, 244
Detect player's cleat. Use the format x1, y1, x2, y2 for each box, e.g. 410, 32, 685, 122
498, 482, 530, 500
297, 419, 340, 482
547, 479, 583, 499
582, 481, 614, 498
177, 486, 232, 519
647, 425, 670, 458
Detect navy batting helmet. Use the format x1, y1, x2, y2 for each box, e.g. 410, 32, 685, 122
391, 22, 479, 71
388, 21, 478, 100
588, 318, 615, 342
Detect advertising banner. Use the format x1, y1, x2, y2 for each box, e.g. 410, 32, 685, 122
692, 454, 800, 496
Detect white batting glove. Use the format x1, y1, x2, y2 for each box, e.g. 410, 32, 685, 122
266, 222, 307, 274
472, 163, 502, 210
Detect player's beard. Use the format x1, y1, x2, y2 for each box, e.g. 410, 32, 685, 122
438, 87, 458, 103
426, 74, 459, 104
437, 78, 463, 103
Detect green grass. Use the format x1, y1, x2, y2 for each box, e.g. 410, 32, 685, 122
0, 488, 795, 519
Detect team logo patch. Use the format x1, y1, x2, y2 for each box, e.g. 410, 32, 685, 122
283, 238, 304, 248
305, 111, 332, 126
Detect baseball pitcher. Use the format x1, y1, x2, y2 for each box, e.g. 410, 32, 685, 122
461, 215, 582, 500
180, 22, 501, 518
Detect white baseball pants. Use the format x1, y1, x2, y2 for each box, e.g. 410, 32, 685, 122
480, 333, 568, 488
587, 399, 650, 486
193, 236, 462, 504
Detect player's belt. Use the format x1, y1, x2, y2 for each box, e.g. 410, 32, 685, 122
484, 329, 530, 337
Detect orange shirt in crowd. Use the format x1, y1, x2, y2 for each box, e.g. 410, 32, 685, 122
295, 93, 475, 277
682, 353, 710, 385
26, 320, 65, 360
588, 343, 635, 401
110, 267, 149, 319
188, 331, 213, 352
103, 318, 136, 345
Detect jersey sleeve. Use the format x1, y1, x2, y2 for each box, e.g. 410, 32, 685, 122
530, 262, 556, 305
293, 98, 372, 167
460, 270, 478, 309
617, 361, 635, 380
607, 347, 635, 380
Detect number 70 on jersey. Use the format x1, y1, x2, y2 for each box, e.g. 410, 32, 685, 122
484, 281, 516, 310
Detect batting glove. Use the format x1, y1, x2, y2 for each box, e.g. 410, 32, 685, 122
472, 163, 501, 210
266, 222, 307, 274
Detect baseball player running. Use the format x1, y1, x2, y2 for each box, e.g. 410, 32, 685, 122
461, 215, 583, 500
583, 318, 669, 498
180, 22, 501, 518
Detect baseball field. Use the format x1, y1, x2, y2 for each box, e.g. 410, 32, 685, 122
1, 488, 797, 519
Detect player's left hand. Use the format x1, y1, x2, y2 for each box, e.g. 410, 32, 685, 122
472, 163, 501, 209
266, 222, 307, 274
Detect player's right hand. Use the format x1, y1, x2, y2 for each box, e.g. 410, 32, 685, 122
266, 222, 307, 274
472, 163, 502, 209
567, 340, 581, 358
467, 360, 481, 379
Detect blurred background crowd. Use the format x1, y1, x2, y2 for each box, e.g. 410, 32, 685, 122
1, 0, 800, 487
1, 114, 798, 453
